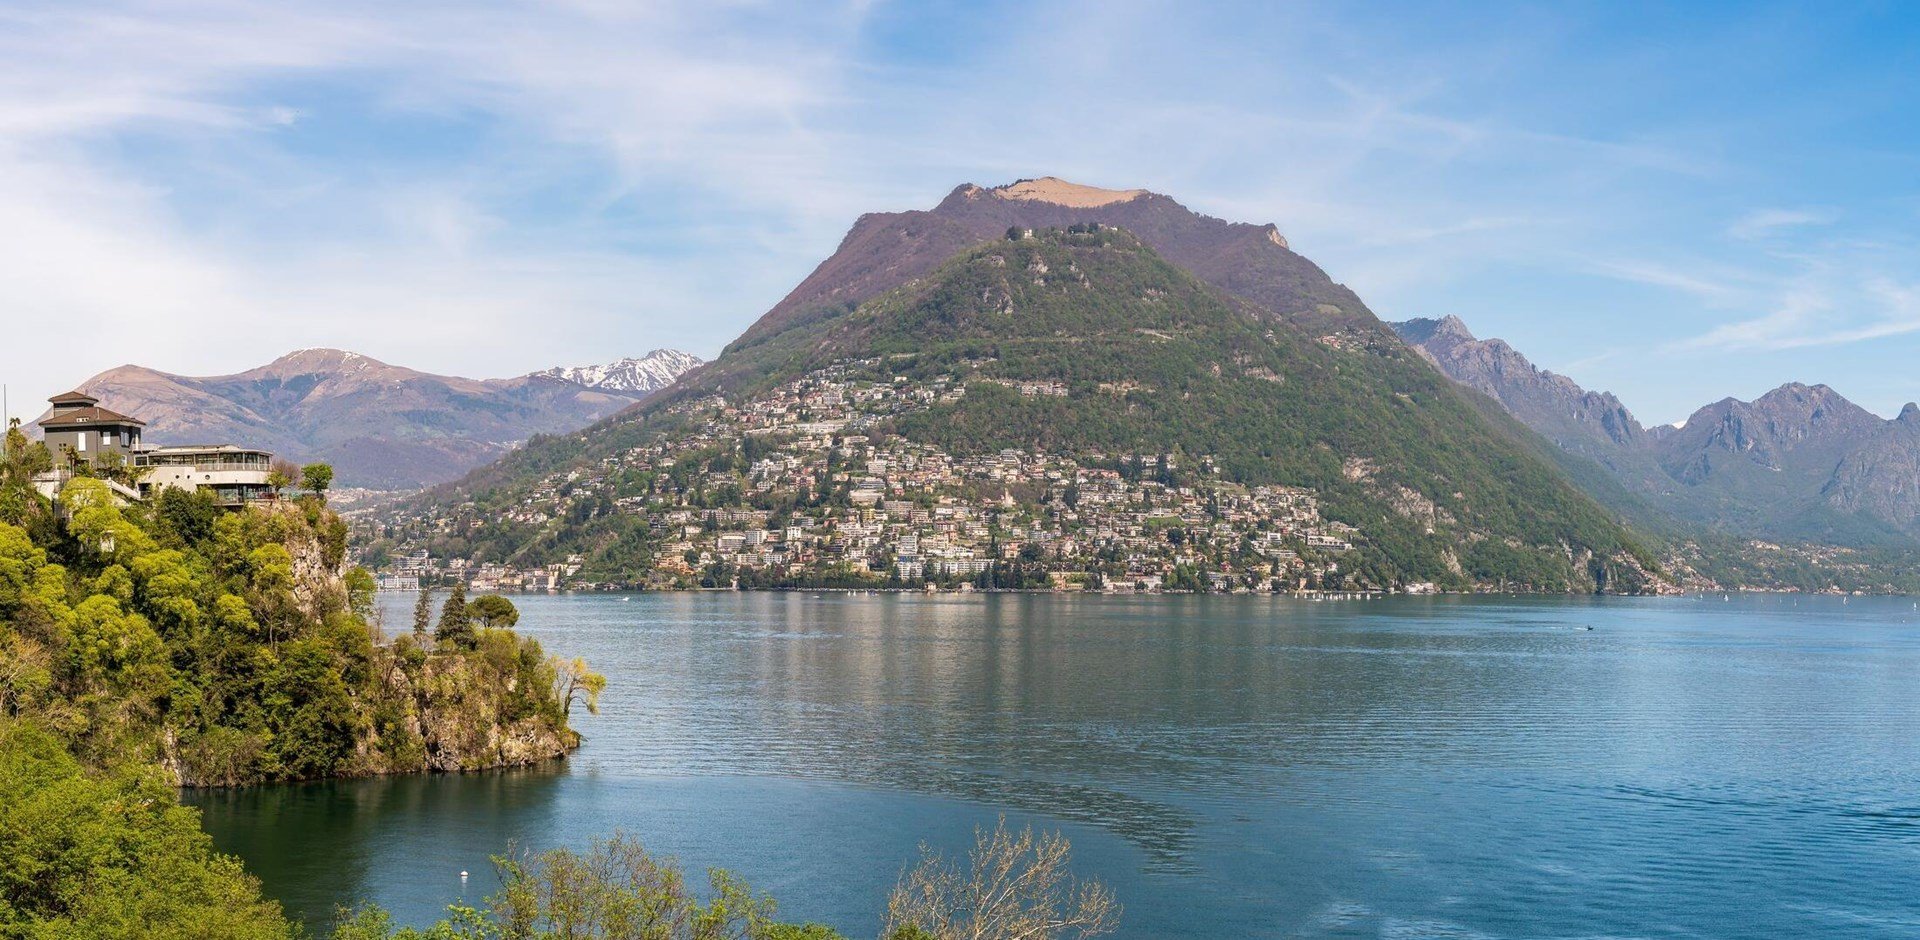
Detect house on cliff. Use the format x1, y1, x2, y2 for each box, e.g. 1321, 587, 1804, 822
33, 390, 277, 507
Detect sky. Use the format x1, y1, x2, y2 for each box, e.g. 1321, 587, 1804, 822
2, 0, 1918, 427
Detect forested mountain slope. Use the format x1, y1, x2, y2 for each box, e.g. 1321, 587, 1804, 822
411, 225, 1658, 594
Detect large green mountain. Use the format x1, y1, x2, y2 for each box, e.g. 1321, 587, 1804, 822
408, 210, 1660, 593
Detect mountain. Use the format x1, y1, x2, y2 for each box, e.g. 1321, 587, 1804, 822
737, 176, 1379, 352
1392, 317, 1920, 546
528, 349, 705, 394
1393, 316, 1646, 454
403, 188, 1662, 595
42, 348, 701, 490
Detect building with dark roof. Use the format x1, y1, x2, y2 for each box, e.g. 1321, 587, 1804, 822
37, 391, 146, 466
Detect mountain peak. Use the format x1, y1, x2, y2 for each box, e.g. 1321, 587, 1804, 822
963, 176, 1152, 208
244, 348, 398, 380
275, 348, 379, 367
530, 349, 703, 394
1749, 382, 1877, 423
1392, 315, 1476, 345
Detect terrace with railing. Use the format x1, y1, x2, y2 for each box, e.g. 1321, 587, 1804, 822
134, 446, 273, 472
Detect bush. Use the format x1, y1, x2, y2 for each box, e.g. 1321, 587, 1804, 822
0, 718, 293, 939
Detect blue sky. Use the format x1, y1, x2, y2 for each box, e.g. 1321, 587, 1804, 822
2, 1, 1917, 426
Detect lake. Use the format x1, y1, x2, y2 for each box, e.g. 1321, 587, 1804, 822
187, 593, 1920, 938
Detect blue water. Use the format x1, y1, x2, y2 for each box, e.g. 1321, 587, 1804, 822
187, 593, 1920, 938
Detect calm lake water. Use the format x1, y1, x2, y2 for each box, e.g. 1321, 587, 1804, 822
187, 593, 1920, 938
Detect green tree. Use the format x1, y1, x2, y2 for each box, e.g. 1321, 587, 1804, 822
413, 586, 435, 640
437, 581, 473, 648
155, 486, 221, 548
1, 418, 54, 517
301, 463, 335, 502
0, 718, 294, 940
466, 594, 519, 630
335, 833, 846, 940
553, 656, 606, 720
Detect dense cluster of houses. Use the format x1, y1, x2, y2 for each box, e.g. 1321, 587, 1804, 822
376, 359, 1384, 594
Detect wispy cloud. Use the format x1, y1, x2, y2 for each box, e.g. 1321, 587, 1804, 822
1727, 207, 1838, 240
1591, 258, 1752, 306
1665, 274, 1920, 353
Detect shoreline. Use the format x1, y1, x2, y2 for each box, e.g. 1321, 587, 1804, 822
376, 585, 1910, 599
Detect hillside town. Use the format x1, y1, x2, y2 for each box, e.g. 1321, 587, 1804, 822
368, 358, 1395, 595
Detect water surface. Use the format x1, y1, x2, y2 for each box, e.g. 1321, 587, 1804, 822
188, 593, 1920, 938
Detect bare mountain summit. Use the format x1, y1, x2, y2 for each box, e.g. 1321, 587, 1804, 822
734, 175, 1365, 352
42, 348, 701, 490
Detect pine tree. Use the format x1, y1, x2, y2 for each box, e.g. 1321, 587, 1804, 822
412, 586, 434, 640
436, 581, 473, 648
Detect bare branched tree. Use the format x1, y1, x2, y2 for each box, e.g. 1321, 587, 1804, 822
883, 818, 1119, 940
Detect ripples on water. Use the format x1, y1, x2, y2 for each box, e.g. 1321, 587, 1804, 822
188, 594, 1920, 938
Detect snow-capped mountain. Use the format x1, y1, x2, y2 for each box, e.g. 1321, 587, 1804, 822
531, 349, 703, 393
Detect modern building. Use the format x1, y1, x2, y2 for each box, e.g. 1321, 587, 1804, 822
135, 445, 278, 507
32, 391, 277, 508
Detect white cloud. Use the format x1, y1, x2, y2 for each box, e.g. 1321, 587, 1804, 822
1727, 207, 1837, 240
0, 0, 1911, 428
1591, 258, 1750, 306
1664, 272, 1920, 353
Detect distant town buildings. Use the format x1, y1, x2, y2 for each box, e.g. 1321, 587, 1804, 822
373, 357, 1380, 595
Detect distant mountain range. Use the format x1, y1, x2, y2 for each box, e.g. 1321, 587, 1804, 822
1393, 316, 1920, 546
408, 178, 1661, 593
530, 350, 705, 394
41, 348, 701, 490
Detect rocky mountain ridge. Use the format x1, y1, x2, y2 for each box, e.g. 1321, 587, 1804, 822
1392, 317, 1920, 545
528, 349, 705, 393
735, 176, 1376, 354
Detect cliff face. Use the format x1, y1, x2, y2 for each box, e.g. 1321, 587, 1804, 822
1393, 317, 1649, 462
145, 501, 580, 788
349, 645, 579, 780
1821, 406, 1920, 525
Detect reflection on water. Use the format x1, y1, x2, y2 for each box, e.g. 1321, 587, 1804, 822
190, 594, 1920, 938
188, 762, 572, 923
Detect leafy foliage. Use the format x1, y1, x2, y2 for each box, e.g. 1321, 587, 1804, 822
0, 471, 584, 785
0, 718, 294, 939
328, 833, 847, 940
